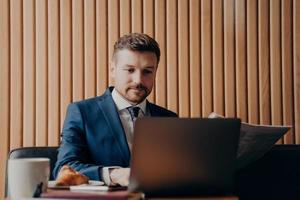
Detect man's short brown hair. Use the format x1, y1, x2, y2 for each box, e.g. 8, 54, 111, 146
113, 33, 160, 63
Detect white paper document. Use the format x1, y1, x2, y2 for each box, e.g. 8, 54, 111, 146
70, 185, 128, 192
70, 185, 111, 192
208, 112, 291, 169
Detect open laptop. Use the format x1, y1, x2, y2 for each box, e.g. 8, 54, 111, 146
129, 117, 241, 197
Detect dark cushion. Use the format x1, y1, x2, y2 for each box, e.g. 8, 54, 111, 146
237, 145, 300, 200
8, 146, 58, 180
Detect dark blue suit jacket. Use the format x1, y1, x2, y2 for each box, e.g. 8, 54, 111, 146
53, 87, 177, 180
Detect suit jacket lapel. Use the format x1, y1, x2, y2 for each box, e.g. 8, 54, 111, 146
96, 89, 131, 165
147, 101, 160, 117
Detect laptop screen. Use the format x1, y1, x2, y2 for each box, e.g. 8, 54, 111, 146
129, 118, 241, 197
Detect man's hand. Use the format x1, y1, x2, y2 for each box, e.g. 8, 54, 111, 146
110, 168, 130, 186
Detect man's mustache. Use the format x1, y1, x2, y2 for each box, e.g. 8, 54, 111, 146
129, 84, 148, 92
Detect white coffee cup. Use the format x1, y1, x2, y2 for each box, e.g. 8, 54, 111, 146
8, 158, 50, 200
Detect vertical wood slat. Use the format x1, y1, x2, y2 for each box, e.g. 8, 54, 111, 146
48, 0, 60, 146
0, 0, 10, 197
258, 0, 271, 125
10, 0, 23, 149
132, 0, 143, 33
36, 0, 48, 146
96, 0, 108, 95
155, 0, 167, 108
201, 0, 213, 117
247, 0, 259, 124
270, 0, 283, 126
120, 0, 131, 35
143, 0, 154, 40
282, 0, 294, 144
166, 0, 178, 114
84, 0, 96, 98
235, 0, 247, 122
60, 0, 72, 129
23, 0, 35, 147
143, 0, 155, 102
294, 0, 300, 144
270, 0, 283, 144
178, 0, 190, 117
224, 0, 235, 117
108, 0, 119, 85
189, 0, 201, 117
212, 0, 224, 116
72, 0, 84, 101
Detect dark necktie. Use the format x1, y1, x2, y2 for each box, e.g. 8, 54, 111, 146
127, 106, 140, 121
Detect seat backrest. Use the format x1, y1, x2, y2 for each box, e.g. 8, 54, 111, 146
8, 146, 58, 180
5, 146, 58, 197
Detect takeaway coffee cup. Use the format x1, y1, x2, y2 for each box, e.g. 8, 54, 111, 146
8, 158, 50, 200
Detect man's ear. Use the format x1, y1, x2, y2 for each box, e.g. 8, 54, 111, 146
110, 60, 116, 78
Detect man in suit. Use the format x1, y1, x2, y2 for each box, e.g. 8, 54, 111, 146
53, 33, 177, 186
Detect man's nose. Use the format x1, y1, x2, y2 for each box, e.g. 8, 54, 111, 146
132, 71, 142, 84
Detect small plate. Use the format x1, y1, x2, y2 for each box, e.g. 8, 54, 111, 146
87, 180, 105, 186
48, 180, 104, 189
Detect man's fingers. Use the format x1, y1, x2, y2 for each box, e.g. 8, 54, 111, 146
110, 168, 130, 186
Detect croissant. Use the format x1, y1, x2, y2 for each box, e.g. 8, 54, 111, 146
55, 165, 89, 186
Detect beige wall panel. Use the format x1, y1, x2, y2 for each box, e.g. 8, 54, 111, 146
48, 0, 60, 146
224, 0, 236, 117
0, 0, 10, 197
282, 0, 294, 144
212, 0, 224, 116
294, 0, 300, 144
258, 0, 271, 125
247, 0, 259, 124
36, 0, 48, 146
108, 0, 119, 85
270, 0, 283, 127
143, 0, 155, 102
84, 0, 97, 98
201, 0, 213, 117
120, 0, 131, 35
189, 0, 201, 117
3, 1, 300, 141
96, 0, 108, 95
23, 0, 35, 147
132, 0, 143, 33
178, 0, 190, 117
72, 0, 84, 101
235, 0, 247, 122
166, 0, 178, 114
60, 0, 72, 128
10, 0, 23, 149
155, 0, 167, 108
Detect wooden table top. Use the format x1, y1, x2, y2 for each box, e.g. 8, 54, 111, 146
20, 188, 238, 200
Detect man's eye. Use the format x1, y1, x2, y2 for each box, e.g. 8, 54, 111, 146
144, 70, 153, 75
127, 69, 134, 73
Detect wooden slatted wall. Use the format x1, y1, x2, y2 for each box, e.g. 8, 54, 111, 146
0, 0, 300, 198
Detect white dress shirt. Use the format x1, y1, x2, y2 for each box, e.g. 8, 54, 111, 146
102, 89, 149, 185
112, 89, 148, 149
